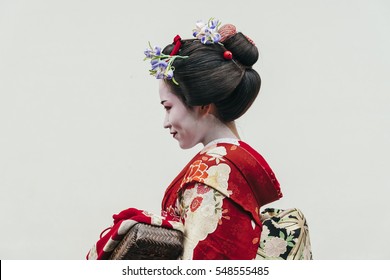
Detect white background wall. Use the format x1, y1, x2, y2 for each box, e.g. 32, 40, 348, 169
0, 0, 389, 259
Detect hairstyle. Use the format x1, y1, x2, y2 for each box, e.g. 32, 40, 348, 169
162, 31, 261, 123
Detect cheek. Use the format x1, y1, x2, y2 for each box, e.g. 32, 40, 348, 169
177, 114, 197, 131
171, 108, 191, 128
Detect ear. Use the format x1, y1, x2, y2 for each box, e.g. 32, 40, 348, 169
199, 104, 215, 116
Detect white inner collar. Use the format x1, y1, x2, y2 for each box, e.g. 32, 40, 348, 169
204, 137, 240, 148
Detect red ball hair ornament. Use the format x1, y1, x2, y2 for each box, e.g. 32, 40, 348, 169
223, 50, 233, 60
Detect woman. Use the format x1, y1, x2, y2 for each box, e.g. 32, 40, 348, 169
149, 19, 282, 260
87, 18, 283, 260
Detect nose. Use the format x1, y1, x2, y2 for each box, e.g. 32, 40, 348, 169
163, 113, 171, 129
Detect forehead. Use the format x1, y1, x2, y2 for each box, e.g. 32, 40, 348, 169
159, 81, 180, 103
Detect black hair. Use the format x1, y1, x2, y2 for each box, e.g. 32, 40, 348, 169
162, 29, 261, 122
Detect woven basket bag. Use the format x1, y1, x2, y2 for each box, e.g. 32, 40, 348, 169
109, 223, 184, 260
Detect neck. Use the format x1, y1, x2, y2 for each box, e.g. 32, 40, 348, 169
227, 121, 240, 139
201, 119, 240, 146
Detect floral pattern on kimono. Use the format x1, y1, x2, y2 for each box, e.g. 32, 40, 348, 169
162, 140, 282, 260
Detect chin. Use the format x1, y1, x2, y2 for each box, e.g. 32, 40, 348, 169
179, 143, 192, 150
178, 141, 196, 150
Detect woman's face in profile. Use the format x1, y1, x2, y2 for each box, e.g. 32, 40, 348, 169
159, 81, 205, 149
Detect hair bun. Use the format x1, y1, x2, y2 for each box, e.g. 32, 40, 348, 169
223, 32, 259, 67
244, 35, 255, 46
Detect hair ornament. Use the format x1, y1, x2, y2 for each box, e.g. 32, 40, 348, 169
244, 35, 255, 46
143, 18, 256, 85
144, 37, 188, 85
219, 24, 237, 42
192, 18, 222, 44
219, 23, 256, 46
170, 35, 182, 55
223, 50, 233, 60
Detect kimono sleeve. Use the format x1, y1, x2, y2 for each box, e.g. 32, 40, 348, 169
179, 182, 261, 260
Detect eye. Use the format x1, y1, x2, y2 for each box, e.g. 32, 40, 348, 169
164, 106, 171, 111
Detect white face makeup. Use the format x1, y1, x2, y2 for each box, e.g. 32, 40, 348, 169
159, 81, 206, 149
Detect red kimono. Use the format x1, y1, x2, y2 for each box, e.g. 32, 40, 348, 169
86, 138, 282, 260
162, 139, 282, 259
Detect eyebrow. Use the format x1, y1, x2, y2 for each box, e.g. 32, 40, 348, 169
160, 100, 167, 105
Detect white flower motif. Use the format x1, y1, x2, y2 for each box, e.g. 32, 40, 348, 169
264, 237, 288, 257
205, 146, 227, 164
182, 188, 195, 203
204, 163, 231, 196
180, 184, 224, 259
200, 204, 215, 218
260, 225, 270, 242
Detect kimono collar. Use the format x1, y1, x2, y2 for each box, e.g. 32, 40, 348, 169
203, 137, 240, 149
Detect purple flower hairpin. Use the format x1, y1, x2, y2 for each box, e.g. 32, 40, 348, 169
192, 18, 222, 44
144, 18, 224, 84
144, 42, 188, 85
